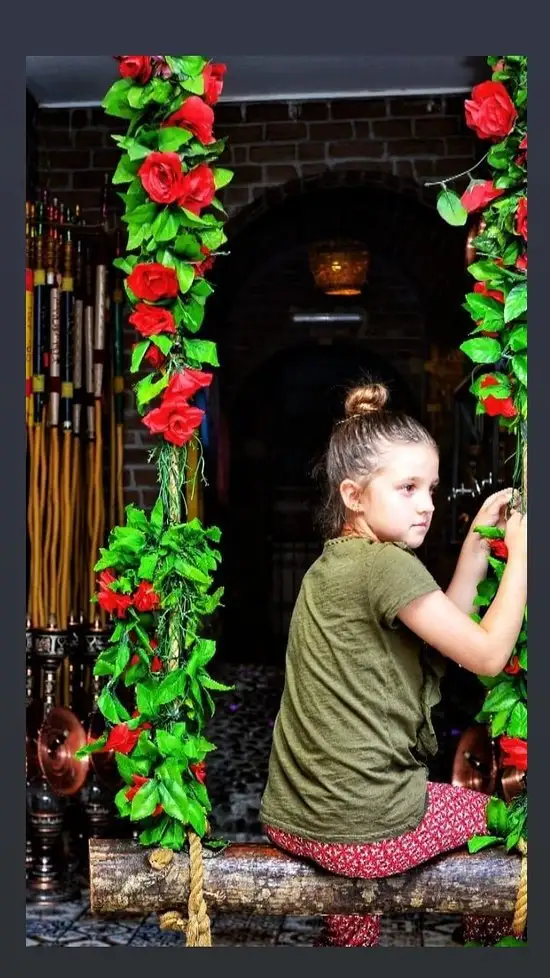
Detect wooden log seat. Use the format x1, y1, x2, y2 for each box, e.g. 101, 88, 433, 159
89, 840, 520, 918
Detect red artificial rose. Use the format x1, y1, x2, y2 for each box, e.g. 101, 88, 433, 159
473, 281, 505, 304
195, 246, 216, 278
117, 56, 152, 85
97, 571, 133, 618
504, 655, 521, 676
516, 253, 528, 272
489, 538, 509, 560
190, 761, 207, 784
125, 774, 149, 801
138, 152, 185, 205
203, 63, 226, 106
129, 304, 176, 337
144, 345, 166, 370
499, 736, 527, 772
134, 580, 161, 612
177, 164, 215, 215
480, 376, 518, 419
151, 656, 163, 673
516, 196, 528, 242
150, 638, 158, 649
127, 263, 179, 303
461, 181, 504, 214
104, 723, 142, 755
162, 95, 215, 145
516, 133, 527, 166
143, 399, 205, 447
152, 804, 164, 817
464, 80, 517, 141
129, 654, 140, 667
164, 368, 213, 403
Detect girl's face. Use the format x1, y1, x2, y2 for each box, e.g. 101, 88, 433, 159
340, 442, 440, 549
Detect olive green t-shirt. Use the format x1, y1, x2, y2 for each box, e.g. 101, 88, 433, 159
259, 537, 445, 843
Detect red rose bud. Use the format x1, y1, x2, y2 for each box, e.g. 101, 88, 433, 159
464, 80, 517, 142
516, 197, 527, 242
473, 282, 504, 303
125, 774, 149, 801
499, 736, 527, 772
97, 572, 133, 618
516, 253, 527, 272
177, 164, 216, 215
461, 180, 504, 213
151, 656, 163, 673
117, 56, 152, 85
164, 368, 213, 402
489, 538, 508, 560
504, 655, 521, 675
162, 95, 215, 145
152, 804, 164, 818
129, 304, 176, 338
190, 761, 207, 784
519, 134, 527, 151
195, 247, 216, 278
203, 63, 226, 106
133, 581, 161, 612
104, 723, 142, 755
150, 639, 159, 649
129, 654, 140, 667
143, 399, 204, 447
479, 376, 517, 419
127, 263, 179, 303
138, 151, 186, 206
144, 345, 166, 370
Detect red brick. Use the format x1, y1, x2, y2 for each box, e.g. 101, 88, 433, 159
216, 104, 247, 124
223, 124, 264, 144
231, 146, 248, 163
370, 118, 414, 139
230, 165, 263, 185
249, 144, 297, 163
92, 150, 120, 170
129, 466, 160, 487
331, 98, 387, 119
301, 163, 329, 178
37, 128, 76, 149
328, 140, 385, 159
332, 160, 393, 173
393, 160, 416, 179
414, 116, 461, 137
73, 170, 109, 190
298, 101, 329, 121
389, 96, 444, 116
43, 150, 91, 170
444, 136, 476, 157
297, 141, 326, 161
263, 165, 299, 183
222, 186, 252, 207
246, 103, 290, 123
389, 138, 445, 157
36, 108, 72, 128
265, 122, 308, 141
73, 129, 108, 149
308, 121, 354, 140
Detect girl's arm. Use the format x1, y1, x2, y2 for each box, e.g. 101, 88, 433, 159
446, 488, 512, 615
399, 511, 526, 677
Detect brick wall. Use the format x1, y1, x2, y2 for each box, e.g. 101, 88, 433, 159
34, 94, 477, 508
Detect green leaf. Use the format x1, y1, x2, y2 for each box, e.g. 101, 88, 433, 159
114, 644, 131, 679
181, 338, 219, 367
176, 261, 195, 295
133, 730, 160, 762
125, 504, 149, 533
507, 701, 527, 739
131, 340, 149, 375
98, 687, 122, 724
486, 797, 508, 836
115, 751, 150, 783
460, 337, 502, 364
156, 669, 187, 706
200, 673, 233, 692
158, 779, 191, 823
75, 732, 108, 758
182, 75, 205, 96
114, 787, 132, 817
437, 188, 468, 226
504, 284, 527, 323
175, 559, 211, 585
150, 496, 164, 535
487, 144, 510, 170
137, 552, 159, 580
151, 334, 174, 356
212, 167, 233, 190
124, 201, 158, 225
512, 354, 527, 386
112, 154, 139, 186
139, 820, 169, 846
159, 818, 185, 849
155, 758, 184, 783
136, 682, 158, 718
111, 526, 147, 555
102, 78, 135, 120
173, 232, 202, 260
156, 729, 188, 760
482, 681, 519, 714
158, 127, 194, 153
152, 210, 180, 244
467, 834, 502, 854
187, 797, 207, 836
509, 325, 527, 352
200, 228, 227, 251
130, 779, 160, 821
467, 261, 502, 282
135, 372, 169, 411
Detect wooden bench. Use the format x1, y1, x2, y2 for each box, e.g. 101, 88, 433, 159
89, 840, 520, 918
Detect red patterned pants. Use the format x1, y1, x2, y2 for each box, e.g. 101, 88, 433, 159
264, 782, 512, 947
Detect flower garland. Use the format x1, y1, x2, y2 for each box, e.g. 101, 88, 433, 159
76, 55, 233, 853
435, 57, 527, 892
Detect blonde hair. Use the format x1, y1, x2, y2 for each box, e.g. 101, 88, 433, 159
316, 382, 436, 538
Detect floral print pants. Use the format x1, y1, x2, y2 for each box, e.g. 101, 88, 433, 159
264, 782, 512, 947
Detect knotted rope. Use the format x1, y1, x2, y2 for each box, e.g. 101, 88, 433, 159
511, 839, 527, 938
151, 829, 212, 947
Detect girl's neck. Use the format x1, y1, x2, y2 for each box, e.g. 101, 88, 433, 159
342, 516, 378, 542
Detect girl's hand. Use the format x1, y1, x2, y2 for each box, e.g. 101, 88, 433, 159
472, 487, 514, 531
505, 509, 527, 562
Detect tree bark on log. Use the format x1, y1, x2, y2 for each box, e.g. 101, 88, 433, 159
89, 840, 520, 917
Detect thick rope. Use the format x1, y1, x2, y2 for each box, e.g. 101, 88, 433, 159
511, 839, 527, 938
153, 830, 212, 946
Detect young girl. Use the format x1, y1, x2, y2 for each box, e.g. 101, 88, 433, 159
260, 383, 527, 948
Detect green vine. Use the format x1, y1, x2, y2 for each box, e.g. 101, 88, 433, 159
76, 54, 233, 852
434, 57, 527, 866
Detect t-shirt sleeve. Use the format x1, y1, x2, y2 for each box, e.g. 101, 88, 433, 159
368, 544, 440, 628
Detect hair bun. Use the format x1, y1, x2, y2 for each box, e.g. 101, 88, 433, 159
344, 383, 389, 417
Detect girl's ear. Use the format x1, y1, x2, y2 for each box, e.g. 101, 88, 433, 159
339, 479, 363, 513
